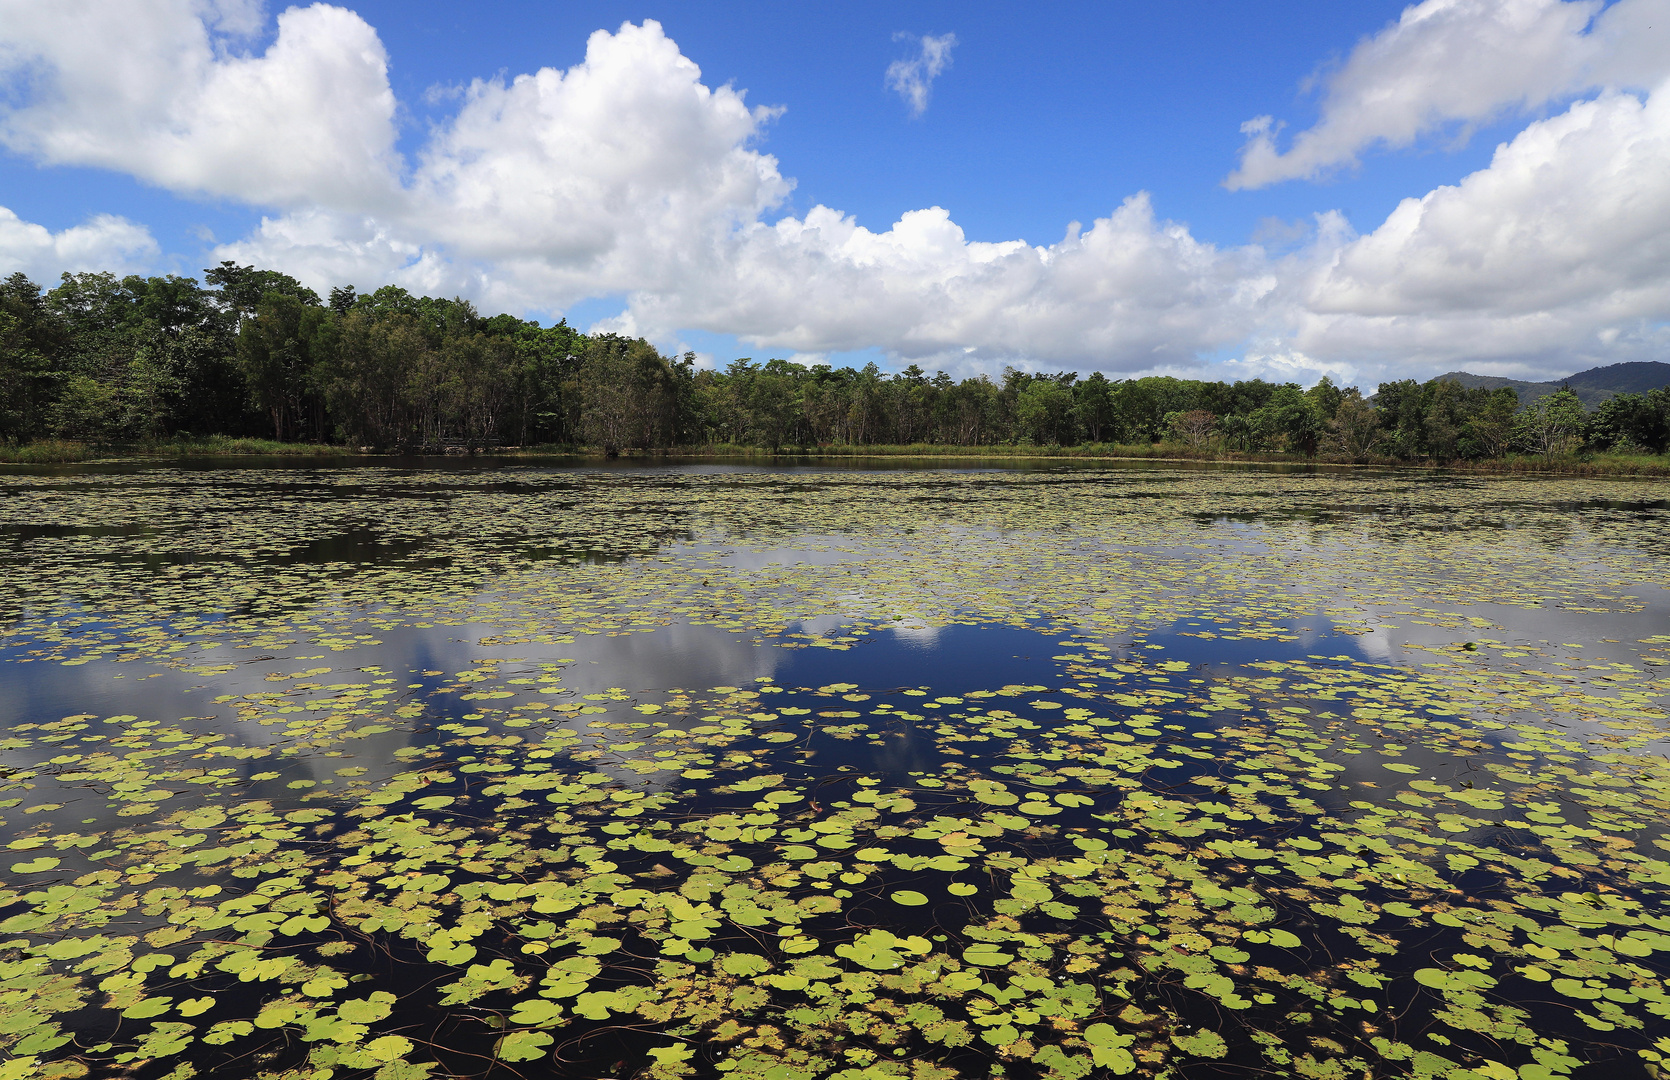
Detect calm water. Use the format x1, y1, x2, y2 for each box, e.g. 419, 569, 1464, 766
2, 460, 1667, 1080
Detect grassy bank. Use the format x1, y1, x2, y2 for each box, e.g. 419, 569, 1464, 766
532, 442, 1670, 476
0, 435, 357, 464
1441, 451, 1670, 477
6, 437, 1669, 476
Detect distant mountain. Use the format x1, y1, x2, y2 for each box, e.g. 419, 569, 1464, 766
1433, 372, 1615, 409
1563, 362, 1670, 395
1431, 361, 1670, 410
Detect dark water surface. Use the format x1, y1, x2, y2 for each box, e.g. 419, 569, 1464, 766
2, 461, 1668, 1080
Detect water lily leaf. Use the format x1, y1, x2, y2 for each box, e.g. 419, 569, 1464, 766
1243, 928, 1302, 949
1083, 1023, 1136, 1073
1171, 1029, 1228, 1058
497, 1030, 553, 1062
510, 999, 565, 1026
9, 857, 59, 873
891, 890, 929, 906
121, 996, 173, 1019
647, 1044, 695, 1066
364, 1035, 415, 1063
963, 943, 1013, 967
338, 992, 397, 1024
718, 953, 771, 976
426, 941, 478, 965
835, 929, 929, 970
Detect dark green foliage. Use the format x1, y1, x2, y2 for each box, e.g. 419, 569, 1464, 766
574, 334, 687, 452
1586, 389, 1670, 453
0, 272, 66, 441
1371, 379, 1525, 461
3, 262, 1667, 458
1515, 387, 1586, 460
1015, 373, 1077, 445
31, 271, 254, 441
203, 260, 319, 329
1250, 385, 1324, 456
236, 290, 331, 441
0, 266, 597, 451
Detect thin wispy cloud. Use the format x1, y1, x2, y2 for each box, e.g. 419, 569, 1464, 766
886, 32, 956, 117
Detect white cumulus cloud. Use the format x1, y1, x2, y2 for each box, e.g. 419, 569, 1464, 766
1294, 77, 1670, 373
0, 206, 158, 281
1226, 0, 1668, 190
409, 23, 791, 280
213, 19, 794, 315
625, 196, 1274, 369
886, 32, 956, 117
0, 0, 399, 208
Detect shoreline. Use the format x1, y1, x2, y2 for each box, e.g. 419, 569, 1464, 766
3, 437, 1668, 477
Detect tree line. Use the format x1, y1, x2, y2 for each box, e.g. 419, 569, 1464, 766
2, 265, 1667, 459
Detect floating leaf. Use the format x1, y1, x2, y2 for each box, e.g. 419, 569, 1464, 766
8, 857, 59, 873
497, 1031, 553, 1062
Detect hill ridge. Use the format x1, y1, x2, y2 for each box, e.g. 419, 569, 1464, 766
1431, 361, 1669, 410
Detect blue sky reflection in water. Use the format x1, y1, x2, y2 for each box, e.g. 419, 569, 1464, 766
1, 462, 1669, 1080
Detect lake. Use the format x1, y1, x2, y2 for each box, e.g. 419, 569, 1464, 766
2, 459, 1668, 1080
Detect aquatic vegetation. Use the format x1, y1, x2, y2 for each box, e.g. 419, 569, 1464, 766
0, 464, 1667, 1080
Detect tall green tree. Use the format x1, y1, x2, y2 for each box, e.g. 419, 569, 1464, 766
1330, 389, 1381, 461
1516, 387, 1585, 460
576, 335, 686, 452
1459, 387, 1519, 459
235, 291, 329, 441
319, 310, 421, 447
1016, 376, 1077, 445
0, 273, 67, 442
1250, 386, 1324, 455
1074, 373, 1118, 443
1587, 390, 1670, 454
204, 262, 319, 331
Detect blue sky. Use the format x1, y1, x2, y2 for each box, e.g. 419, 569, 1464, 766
1, 0, 1666, 385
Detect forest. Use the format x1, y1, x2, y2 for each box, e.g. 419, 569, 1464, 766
3, 265, 1668, 460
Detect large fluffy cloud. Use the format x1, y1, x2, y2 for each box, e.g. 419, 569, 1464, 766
628, 197, 1273, 368
1293, 77, 1670, 371
212, 19, 797, 315
1226, 0, 1667, 190
0, 0, 398, 208
408, 23, 791, 281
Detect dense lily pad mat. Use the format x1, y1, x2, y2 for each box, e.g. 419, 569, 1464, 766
1, 464, 1669, 1080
